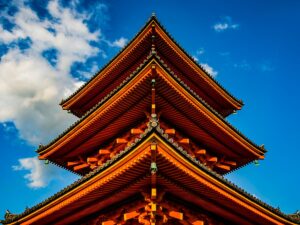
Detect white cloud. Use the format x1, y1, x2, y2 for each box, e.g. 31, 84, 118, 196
107, 37, 128, 48
13, 157, 62, 188
213, 16, 239, 32
192, 56, 199, 62
0, 0, 99, 145
201, 63, 218, 77
0, 1, 128, 188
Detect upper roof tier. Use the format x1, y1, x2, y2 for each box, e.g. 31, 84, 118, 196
60, 15, 243, 118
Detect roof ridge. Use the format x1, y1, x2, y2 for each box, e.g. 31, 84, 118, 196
60, 16, 153, 107
37, 53, 154, 153
153, 54, 265, 153
61, 15, 243, 112
151, 16, 243, 106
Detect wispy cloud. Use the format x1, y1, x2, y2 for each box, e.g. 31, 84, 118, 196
260, 63, 274, 72
234, 60, 251, 70
201, 63, 218, 77
213, 16, 239, 32
107, 37, 128, 48
13, 157, 63, 189
192, 47, 205, 62
196, 48, 205, 55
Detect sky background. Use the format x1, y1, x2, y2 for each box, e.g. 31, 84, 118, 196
0, 0, 299, 220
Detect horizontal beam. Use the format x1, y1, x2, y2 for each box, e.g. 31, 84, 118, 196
124, 211, 139, 221
215, 164, 230, 171
192, 221, 204, 225
73, 163, 89, 171
87, 157, 98, 163
179, 138, 189, 144
195, 149, 206, 155
131, 129, 143, 135
207, 157, 218, 162
102, 221, 115, 225
99, 149, 110, 155
67, 161, 81, 166
223, 160, 237, 166
165, 129, 176, 135
169, 211, 183, 220
116, 138, 128, 144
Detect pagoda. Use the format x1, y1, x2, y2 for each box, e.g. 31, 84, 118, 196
2, 15, 300, 225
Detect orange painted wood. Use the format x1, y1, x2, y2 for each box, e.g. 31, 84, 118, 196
151, 203, 156, 211
169, 211, 183, 220
90, 165, 98, 170
102, 221, 115, 225
195, 149, 206, 155
87, 157, 98, 163
124, 211, 139, 221
67, 161, 81, 166
215, 164, 231, 171
73, 163, 89, 171
165, 129, 176, 135
207, 157, 218, 162
192, 221, 204, 225
223, 160, 237, 166
131, 129, 143, 134
116, 138, 128, 144
99, 149, 110, 155
179, 138, 189, 144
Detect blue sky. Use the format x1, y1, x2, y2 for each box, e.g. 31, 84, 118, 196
0, 0, 299, 219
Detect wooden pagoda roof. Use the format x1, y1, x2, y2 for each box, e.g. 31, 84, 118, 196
37, 56, 265, 175
60, 15, 243, 118
2, 125, 298, 225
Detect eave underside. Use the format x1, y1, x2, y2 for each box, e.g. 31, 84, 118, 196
4, 134, 296, 225
38, 61, 263, 174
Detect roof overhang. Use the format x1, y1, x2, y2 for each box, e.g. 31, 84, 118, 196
4, 131, 295, 225
38, 58, 264, 172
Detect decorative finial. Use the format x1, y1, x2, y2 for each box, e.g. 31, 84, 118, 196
152, 12, 156, 17
151, 78, 156, 87
260, 144, 265, 150
150, 162, 158, 174
4, 210, 13, 220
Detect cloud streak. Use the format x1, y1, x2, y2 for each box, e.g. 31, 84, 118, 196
13, 157, 64, 188
201, 63, 218, 77
213, 16, 239, 32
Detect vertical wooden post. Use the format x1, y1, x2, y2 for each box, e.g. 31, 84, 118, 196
150, 143, 157, 225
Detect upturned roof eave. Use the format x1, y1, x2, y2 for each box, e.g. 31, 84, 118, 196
3, 126, 297, 225
37, 54, 265, 162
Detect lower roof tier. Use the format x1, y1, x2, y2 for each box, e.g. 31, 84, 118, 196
3, 130, 298, 225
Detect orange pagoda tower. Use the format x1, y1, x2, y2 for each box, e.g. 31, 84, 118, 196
2, 15, 300, 225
